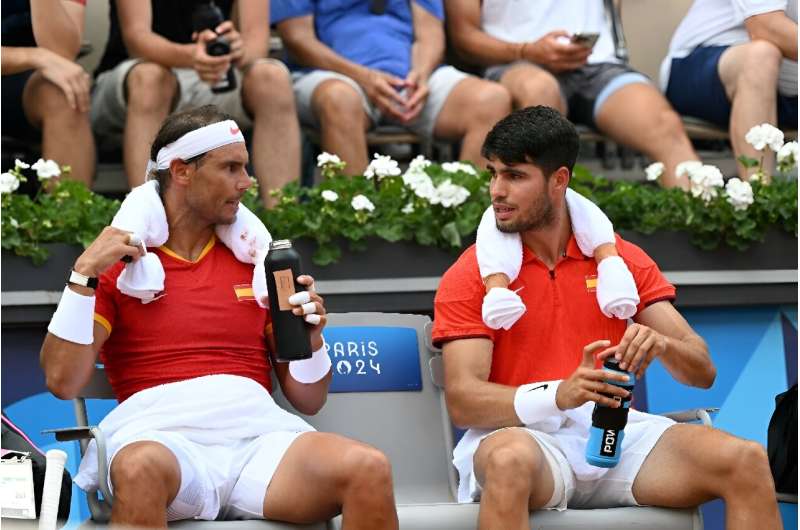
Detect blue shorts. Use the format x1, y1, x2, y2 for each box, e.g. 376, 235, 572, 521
666, 45, 797, 129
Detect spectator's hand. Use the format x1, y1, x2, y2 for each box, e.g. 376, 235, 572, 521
400, 70, 429, 123
213, 21, 245, 67
290, 275, 327, 350
192, 28, 233, 85
524, 30, 592, 73
555, 339, 631, 410
73, 227, 146, 278
599, 323, 667, 379
37, 48, 91, 113
360, 69, 408, 121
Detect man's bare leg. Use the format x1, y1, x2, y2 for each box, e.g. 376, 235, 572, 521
109, 441, 181, 528
22, 72, 95, 186
499, 62, 567, 114
633, 424, 782, 530
718, 41, 782, 180
241, 61, 302, 208
433, 77, 513, 164
311, 80, 371, 174
262, 432, 398, 529
595, 83, 698, 189
472, 428, 557, 530
123, 62, 178, 187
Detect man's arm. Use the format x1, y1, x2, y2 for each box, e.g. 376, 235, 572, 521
443, 337, 629, 429
614, 301, 715, 388
270, 343, 332, 416
444, 0, 591, 71
40, 320, 108, 400
117, 0, 195, 68
409, 2, 444, 81
444, 0, 523, 66
236, 0, 269, 68
277, 15, 408, 119
40, 227, 144, 399
745, 10, 798, 61
30, 0, 84, 59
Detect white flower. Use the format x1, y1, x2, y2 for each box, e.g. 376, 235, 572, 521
777, 141, 799, 171
14, 159, 30, 170
644, 162, 664, 182
401, 202, 415, 214
675, 160, 703, 180
408, 155, 431, 173
316, 152, 342, 167
0, 172, 20, 194
745, 123, 784, 152
687, 164, 724, 203
351, 194, 375, 212
321, 189, 339, 202
402, 168, 432, 190
10, 218, 19, 228
441, 161, 478, 175
435, 179, 471, 208
725, 177, 754, 211
31, 158, 61, 180
364, 153, 401, 180
413, 177, 438, 201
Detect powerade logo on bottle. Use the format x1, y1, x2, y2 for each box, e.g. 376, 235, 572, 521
601, 429, 618, 456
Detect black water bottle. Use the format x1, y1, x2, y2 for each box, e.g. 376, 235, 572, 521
585, 358, 636, 468
265, 240, 312, 362
192, 1, 237, 94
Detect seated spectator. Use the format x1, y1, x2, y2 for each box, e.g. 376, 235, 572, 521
662, 0, 797, 179
272, 0, 512, 174
91, 0, 300, 207
446, 0, 701, 189
1, 0, 94, 186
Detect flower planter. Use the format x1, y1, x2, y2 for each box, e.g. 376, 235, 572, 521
2, 228, 794, 324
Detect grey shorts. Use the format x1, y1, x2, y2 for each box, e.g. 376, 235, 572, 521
292, 65, 469, 138
90, 58, 288, 151
485, 61, 649, 127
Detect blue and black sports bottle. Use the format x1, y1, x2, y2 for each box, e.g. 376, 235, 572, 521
585, 358, 636, 468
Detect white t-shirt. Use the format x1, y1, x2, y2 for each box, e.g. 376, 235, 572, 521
481, 0, 619, 65
660, 0, 797, 96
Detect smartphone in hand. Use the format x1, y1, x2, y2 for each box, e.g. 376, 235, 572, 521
571, 32, 600, 48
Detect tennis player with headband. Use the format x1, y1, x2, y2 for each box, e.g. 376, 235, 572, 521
40, 105, 399, 528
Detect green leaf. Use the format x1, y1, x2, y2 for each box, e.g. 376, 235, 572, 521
440, 222, 461, 248
737, 155, 760, 169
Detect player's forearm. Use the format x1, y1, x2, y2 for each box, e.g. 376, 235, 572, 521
281, 371, 331, 415
284, 37, 369, 84
661, 334, 715, 389
40, 334, 97, 400
410, 27, 444, 80
445, 378, 523, 429
746, 11, 798, 61
124, 32, 196, 69
30, 0, 81, 58
450, 25, 522, 66
1, 46, 45, 75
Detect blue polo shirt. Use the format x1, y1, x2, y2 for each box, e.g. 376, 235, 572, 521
271, 0, 444, 79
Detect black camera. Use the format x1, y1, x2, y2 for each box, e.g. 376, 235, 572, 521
192, 1, 237, 93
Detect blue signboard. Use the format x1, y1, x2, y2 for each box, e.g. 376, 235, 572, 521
322, 326, 422, 393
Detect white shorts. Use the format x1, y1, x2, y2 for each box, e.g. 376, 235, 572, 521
292, 65, 469, 138
107, 429, 308, 521
90, 58, 288, 151
454, 407, 675, 510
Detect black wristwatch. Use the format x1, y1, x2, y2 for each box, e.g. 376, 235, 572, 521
68, 269, 98, 289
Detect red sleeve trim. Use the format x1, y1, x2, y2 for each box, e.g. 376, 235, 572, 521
432, 329, 493, 348
644, 295, 677, 307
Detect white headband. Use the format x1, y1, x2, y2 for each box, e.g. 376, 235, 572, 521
145, 120, 245, 180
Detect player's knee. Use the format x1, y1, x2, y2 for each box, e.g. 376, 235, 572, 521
717, 439, 772, 493
482, 443, 539, 495
110, 443, 178, 500
340, 443, 393, 494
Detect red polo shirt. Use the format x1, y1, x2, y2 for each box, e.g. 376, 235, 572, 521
432, 234, 675, 386
94, 236, 273, 402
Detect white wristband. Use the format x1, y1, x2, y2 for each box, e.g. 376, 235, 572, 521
47, 286, 95, 345
288, 340, 331, 384
514, 380, 563, 426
